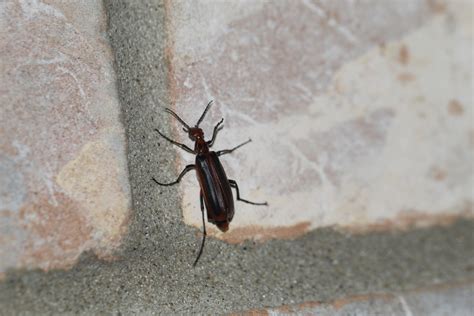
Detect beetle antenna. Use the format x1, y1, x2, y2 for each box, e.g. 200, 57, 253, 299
165, 108, 190, 132
194, 193, 207, 267
195, 100, 213, 127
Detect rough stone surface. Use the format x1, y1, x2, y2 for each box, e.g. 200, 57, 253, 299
244, 281, 474, 315
0, 0, 131, 274
166, 0, 473, 242
0, 218, 473, 314
0, 0, 472, 315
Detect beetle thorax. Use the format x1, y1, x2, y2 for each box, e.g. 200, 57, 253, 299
188, 127, 208, 153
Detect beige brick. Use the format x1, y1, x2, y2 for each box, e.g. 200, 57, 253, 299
162, 0, 473, 242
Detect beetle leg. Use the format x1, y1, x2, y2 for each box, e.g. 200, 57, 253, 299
216, 138, 251, 156
152, 164, 195, 186
207, 118, 224, 147
193, 191, 207, 267
155, 129, 195, 154
228, 179, 268, 206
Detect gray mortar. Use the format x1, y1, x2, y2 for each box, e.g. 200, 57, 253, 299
1, 0, 473, 315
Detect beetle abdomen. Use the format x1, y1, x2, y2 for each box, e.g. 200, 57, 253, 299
195, 152, 234, 229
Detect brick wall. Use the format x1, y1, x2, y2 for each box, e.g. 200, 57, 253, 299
0, 0, 472, 314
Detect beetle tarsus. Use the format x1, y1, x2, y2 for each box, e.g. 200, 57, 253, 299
216, 138, 252, 156
152, 164, 195, 186
229, 179, 268, 206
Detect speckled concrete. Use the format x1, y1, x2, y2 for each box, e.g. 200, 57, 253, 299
0, 219, 473, 314
0, 1, 473, 314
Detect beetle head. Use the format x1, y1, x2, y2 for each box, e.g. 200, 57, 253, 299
188, 127, 204, 141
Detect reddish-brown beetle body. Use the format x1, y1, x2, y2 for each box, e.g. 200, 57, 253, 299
195, 152, 234, 232
152, 101, 267, 266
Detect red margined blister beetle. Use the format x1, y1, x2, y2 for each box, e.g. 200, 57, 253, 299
153, 101, 268, 266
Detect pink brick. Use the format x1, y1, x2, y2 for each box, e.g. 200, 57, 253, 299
0, 1, 130, 274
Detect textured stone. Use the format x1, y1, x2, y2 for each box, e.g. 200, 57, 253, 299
0, 1, 472, 314
0, 0, 130, 274
162, 0, 473, 242
238, 281, 474, 315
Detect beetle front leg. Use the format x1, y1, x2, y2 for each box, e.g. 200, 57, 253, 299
228, 179, 268, 206
193, 191, 207, 267
155, 129, 195, 154
152, 164, 195, 186
216, 139, 251, 156
207, 118, 224, 147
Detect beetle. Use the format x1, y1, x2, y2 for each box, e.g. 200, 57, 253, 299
152, 100, 268, 266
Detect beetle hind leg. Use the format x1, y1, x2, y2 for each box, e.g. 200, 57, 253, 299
193, 191, 207, 267
229, 179, 268, 206
152, 164, 195, 186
